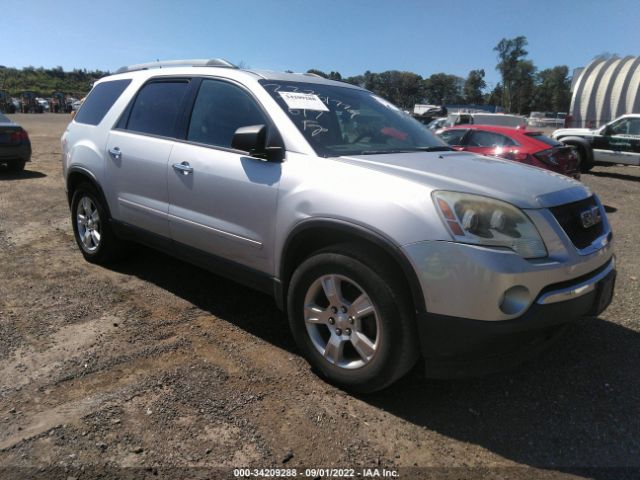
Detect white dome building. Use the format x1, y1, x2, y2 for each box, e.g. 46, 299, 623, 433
570, 56, 640, 128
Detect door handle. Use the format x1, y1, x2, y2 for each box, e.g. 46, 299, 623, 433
108, 147, 122, 160
172, 161, 194, 175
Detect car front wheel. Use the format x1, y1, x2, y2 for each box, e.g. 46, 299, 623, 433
287, 244, 419, 392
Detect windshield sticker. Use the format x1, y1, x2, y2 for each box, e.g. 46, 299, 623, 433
279, 92, 329, 112
371, 95, 400, 111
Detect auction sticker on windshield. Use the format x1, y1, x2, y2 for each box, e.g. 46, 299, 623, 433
279, 92, 329, 111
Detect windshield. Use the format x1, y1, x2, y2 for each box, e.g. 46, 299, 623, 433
259, 80, 448, 157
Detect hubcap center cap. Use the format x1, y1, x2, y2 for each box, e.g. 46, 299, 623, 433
335, 313, 349, 329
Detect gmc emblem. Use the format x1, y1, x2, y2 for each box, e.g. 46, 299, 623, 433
580, 206, 601, 229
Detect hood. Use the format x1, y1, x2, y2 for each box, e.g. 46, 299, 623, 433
553, 127, 595, 137
337, 151, 590, 209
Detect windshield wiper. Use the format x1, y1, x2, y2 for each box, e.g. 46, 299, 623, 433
359, 149, 412, 155
359, 146, 454, 155
411, 146, 454, 152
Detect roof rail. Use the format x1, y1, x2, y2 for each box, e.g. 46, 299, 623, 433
115, 58, 236, 74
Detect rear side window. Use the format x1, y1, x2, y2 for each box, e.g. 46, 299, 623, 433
75, 79, 131, 126
468, 130, 516, 147
125, 81, 190, 137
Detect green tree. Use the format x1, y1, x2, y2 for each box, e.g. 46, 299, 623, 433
463, 69, 486, 104
424, 73, 463, 105
485, 83, 504, 107
532, 66, 571, 112
346, 70, 424, 109
494, 36, 529, 112
511, 60, 536, 114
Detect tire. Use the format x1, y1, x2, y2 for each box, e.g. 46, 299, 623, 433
287, 244, 419, 393
575, 145, 594, 172
7, 160, 25, 172
71, 182, 126, 264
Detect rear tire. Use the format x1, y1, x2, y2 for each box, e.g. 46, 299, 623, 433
7, 160, 25, 172
287, 244, 419, 393
71, 182, 127, 264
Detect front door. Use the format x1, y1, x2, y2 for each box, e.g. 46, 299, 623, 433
167, 78, 281, 273
593, 117, 640, 166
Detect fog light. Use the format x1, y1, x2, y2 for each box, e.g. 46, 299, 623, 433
499, 286, 530, 315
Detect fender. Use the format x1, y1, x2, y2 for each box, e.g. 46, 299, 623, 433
66, 166, 112, 218
556, 136, 594, 163
278, 218, 427, 315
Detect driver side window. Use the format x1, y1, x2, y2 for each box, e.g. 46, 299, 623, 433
607, 118, 640, 135
608, 118, 634, 136
187, 79, 268, 149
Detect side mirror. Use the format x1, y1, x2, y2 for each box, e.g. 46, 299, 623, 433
231, 124, 284, 162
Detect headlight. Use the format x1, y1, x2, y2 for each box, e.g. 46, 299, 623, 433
432, 191, 547, 259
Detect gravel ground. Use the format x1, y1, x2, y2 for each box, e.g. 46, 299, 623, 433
0, 114, 638, 480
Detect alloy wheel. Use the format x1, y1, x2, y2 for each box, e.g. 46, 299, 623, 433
303, 274, 380, 369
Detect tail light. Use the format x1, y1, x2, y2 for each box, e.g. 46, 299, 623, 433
499, 150, 530, 162
533, 148, 559, 166
9, 129, 29, 143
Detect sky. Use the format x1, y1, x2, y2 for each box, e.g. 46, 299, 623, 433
3, 0, 640, 86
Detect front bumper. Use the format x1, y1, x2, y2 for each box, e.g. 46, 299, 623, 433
401, 205, 615, 377
402, 215, 613, 322
416, 264, 616, 378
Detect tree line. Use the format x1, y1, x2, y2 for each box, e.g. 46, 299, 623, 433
0, 36, 571, 114
0, 66, 107, 98
309, 36, 572, 114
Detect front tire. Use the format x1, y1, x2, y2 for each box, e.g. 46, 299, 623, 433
287, 244, 419, 393
71, 183, 126, 264
575, 145, 594, 172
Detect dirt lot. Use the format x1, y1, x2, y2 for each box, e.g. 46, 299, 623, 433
1, 114, 639, 480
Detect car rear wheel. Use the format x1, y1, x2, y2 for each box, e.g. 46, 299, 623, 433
287, 244, 419, 392
71, 183, 126, 264
6, 160, 25, 172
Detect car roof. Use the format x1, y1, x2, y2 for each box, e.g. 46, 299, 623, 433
101, 61, 365, 91
443, 124, 542, 136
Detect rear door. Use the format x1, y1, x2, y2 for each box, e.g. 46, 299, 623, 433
465, 130, 517, 156
105, 79, 193, 238
167, 78, 281, 273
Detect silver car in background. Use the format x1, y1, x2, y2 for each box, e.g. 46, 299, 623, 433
61, 60, 615, 392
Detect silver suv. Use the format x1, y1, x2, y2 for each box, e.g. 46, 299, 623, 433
62, 59, 616, 392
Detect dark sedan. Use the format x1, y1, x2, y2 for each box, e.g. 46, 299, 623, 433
0, 113, 31, 172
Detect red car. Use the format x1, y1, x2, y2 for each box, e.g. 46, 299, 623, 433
437, 125, 580, 179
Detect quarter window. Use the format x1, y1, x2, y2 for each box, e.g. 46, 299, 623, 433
125, 81, 190, 137
187, 79, 268, 149
75, 79, 131, 126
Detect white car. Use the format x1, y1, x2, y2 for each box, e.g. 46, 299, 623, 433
552, 114, 640, 171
